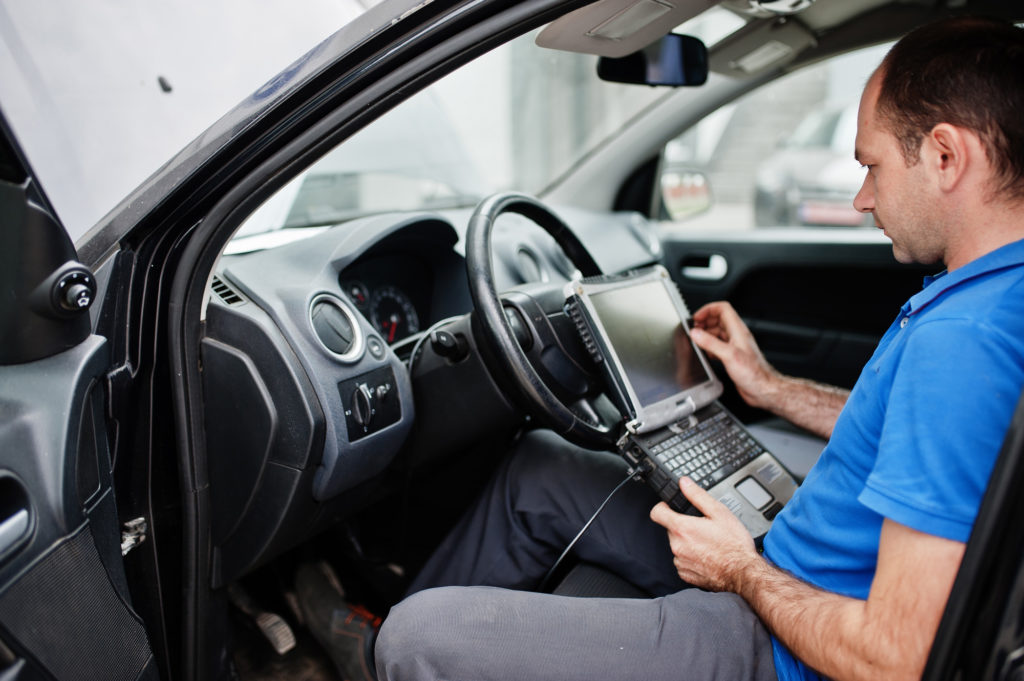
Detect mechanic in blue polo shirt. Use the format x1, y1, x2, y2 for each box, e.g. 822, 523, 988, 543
375, 16, 1024, 681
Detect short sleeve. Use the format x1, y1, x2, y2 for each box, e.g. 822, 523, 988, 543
859, 318, 1023, 542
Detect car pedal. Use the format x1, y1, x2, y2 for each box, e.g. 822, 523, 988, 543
252, 611, 297, 655
227, 583, 297, 655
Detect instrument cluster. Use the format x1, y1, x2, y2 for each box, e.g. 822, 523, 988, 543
337, 254, 430, 344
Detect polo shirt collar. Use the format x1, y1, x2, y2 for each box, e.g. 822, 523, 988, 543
904, 237, 1024, 316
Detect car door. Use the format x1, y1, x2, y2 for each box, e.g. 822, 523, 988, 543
923, 388, 1024, 680
0, 121, 158, 681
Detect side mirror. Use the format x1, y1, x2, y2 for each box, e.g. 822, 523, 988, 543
597, 34, 708, 87
660, 168, 712, 221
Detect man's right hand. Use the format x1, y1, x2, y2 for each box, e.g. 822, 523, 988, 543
690, 301, 781, 410
690, 301, 848, 439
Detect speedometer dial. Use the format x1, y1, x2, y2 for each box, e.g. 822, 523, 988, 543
370, 286, 420, 343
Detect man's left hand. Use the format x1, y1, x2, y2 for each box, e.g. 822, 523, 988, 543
649, 477, 762, 592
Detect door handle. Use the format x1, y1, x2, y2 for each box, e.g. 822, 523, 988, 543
680, 253, 728, 281
0, 509, 29, 557
0, 474, 31, 559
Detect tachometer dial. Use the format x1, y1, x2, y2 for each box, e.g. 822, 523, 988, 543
370, 286, 420, 343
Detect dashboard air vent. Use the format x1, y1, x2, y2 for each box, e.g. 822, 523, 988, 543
310, 295, 364, 362
515, 245, 549, 283
211, 276, 244, 305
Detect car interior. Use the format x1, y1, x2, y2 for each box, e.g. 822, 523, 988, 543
168, 1, 1024, 679
3, 0, 1023, 680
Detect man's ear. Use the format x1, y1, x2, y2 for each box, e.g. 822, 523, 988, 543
924, 123, 974, 193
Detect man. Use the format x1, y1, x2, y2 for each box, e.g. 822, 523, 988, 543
374, 16, 1024, 681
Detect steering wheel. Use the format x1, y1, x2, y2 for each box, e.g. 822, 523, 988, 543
466, 192, 620, 451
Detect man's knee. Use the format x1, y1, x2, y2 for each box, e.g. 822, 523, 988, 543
507, 430, 623, 493
375, 588, 460, 681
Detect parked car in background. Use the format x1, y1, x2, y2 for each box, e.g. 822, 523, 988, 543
753, 103, 872, 227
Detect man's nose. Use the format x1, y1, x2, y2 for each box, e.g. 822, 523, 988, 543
853, 173, 874, 214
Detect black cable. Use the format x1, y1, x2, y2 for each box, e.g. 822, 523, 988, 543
538, 469, 638, 593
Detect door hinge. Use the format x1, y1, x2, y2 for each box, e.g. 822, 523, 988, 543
120, 517, 147, 556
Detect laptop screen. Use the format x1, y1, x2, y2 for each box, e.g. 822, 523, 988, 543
588, 279, 711, 408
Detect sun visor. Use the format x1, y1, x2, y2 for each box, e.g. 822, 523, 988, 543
536, 0, 719, 58
709, 17, 816, 76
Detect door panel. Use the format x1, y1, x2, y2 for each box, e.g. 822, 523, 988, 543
0, 337, 158, 681
662, 233, 935, 414
0, 124, 156, 680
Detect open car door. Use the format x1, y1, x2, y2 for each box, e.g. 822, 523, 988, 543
0, 119, 158, 680
923, 386, 1024, 680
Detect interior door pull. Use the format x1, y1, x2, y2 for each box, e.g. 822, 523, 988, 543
681, 254, 728, 281
0, 509, 29, 556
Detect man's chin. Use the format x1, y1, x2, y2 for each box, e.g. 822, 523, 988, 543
891, 246, 912, 264
892, 245, 942, 267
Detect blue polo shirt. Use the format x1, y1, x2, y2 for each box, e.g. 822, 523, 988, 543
763, 238, 1024, 681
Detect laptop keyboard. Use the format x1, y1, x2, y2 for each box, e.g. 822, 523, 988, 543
647, 406, 762, 489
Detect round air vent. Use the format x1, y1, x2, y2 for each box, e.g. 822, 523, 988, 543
515, 246, 549, 283
310, 295, 364, 362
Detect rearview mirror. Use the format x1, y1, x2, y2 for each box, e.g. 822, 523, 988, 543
597, 34, 708, 87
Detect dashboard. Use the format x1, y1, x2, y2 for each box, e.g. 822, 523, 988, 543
200, 205, 661, 585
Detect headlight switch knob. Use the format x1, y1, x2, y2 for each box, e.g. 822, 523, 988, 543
351, 383, 375, 427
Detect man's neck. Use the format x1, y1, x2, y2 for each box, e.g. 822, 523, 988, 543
944, 198, 1024, 271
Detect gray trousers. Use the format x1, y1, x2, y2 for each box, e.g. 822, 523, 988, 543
375, 430, 777, 681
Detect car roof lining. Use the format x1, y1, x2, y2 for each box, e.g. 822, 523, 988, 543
536, 0, 721, 58
533, 0, 908, 59
542, 0, 1024, 212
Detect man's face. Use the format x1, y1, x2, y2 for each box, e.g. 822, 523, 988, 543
853, 71, 946, 266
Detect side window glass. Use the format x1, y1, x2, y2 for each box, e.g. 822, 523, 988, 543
659, 42, 892, 231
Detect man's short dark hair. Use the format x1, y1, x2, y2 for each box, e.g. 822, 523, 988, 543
877, 16, 1024, 200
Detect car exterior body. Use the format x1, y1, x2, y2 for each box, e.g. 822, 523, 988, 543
1, 1, 1022, 680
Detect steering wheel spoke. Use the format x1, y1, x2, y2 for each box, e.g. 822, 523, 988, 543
467, 192, 620, 451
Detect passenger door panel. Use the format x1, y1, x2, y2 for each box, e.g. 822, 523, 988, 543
663, 234, 934, 404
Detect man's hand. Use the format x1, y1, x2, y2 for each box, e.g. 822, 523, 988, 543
650, 480, 965, 681
691, 301, 848, 439
649, 477, 761, 591
690, 302, 780, 410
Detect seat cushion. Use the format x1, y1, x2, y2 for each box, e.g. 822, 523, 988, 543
551, 563, 649, 599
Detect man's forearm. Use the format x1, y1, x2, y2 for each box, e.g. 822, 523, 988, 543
735, 558, 915, 681
756, 373, 849, 440
653, 493, 961, 681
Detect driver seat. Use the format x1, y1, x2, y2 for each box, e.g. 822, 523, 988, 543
552, 563, 649, 599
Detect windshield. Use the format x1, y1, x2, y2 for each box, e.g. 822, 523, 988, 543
1, 0, 735, 243
236, 29, 670, 238
0, 0, 365, 243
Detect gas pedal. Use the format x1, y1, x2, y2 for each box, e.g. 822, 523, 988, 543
227, 583, 297, 655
